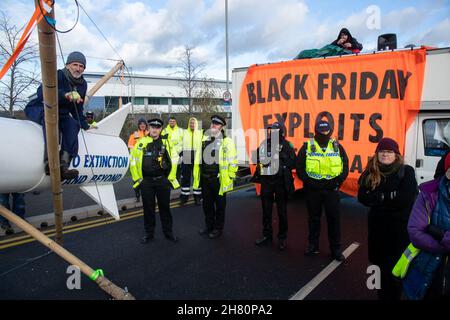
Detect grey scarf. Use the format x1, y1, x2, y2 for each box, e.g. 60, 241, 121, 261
62, 67, 85, 87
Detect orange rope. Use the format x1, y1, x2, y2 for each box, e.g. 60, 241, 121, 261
0, 1, 52, 80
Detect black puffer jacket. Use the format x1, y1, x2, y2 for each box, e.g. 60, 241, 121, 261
358, 164, 418, 268
331, 28, 363, 51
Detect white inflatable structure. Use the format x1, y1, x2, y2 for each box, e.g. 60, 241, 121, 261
0, 103, 132, 220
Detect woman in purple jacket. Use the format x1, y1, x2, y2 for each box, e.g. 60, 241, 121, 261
405, 153, 450, 299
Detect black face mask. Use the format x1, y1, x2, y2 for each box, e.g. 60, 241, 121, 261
315, 132, 331, 146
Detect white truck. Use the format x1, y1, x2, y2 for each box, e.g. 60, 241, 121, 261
231, 47, 450, 186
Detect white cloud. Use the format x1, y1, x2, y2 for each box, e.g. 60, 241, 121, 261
1, 0, 449, 80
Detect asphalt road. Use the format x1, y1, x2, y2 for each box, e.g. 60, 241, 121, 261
0, 186, 377, 300
21, 175, 136, 217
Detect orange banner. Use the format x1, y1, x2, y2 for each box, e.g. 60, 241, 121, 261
239, 48, 427, 196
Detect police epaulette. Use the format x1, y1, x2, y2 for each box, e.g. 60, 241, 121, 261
161, 133, 168, 139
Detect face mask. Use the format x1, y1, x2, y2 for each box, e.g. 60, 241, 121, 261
315, 132, 331, 145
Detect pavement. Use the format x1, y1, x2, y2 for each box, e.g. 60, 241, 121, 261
0, 185, 378, 300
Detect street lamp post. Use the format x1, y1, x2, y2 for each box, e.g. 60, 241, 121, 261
225, 0, 229, 92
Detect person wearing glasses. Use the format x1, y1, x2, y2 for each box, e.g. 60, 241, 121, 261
358, 137, 418, 300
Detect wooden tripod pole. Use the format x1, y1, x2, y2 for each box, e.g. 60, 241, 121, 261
84, 60, 124, 106
35, 1, 63, 245
0, 206, 135, 299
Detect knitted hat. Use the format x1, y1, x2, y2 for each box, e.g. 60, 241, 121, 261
375, 137, 400, 154
66, 51, 86, 68
445, 152, 450, 172
137, 117, 147, 126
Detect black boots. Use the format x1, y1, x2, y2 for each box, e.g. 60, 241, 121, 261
140, 234, 154, 244
208, 229, 222, 239
60, 150, 79, 180
255, 236, 272, 246
44, 151, 79, 180
331, 249, 345, 262
304, 244, 320, 256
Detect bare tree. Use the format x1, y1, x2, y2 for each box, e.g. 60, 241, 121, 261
175, 45, 206, 114
0, 11, 40, 116
193, 77, 221, 113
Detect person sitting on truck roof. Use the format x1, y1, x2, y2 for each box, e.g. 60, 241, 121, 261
331, 28, 363, 53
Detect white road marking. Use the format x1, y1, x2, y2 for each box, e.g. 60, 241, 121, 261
289, 242, 360, 300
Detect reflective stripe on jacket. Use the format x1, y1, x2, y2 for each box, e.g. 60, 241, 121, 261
193, 134, 238, 196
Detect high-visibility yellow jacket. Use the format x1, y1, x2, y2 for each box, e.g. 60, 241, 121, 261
129, 135, 180, 189
128, 129, 148, 150
392, 243, 421, 279
193, 133, 238, 196
305, 139, 343, 180
182, 117, 203, 154
162, 125, 183, 154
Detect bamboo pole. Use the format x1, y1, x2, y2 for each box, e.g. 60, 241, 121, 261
84, 60, 124, 106
35, 1, 63, 245
118, 64, 124, 109
0, 206, 135, 300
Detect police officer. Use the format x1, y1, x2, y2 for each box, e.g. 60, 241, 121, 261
85, 111, 97, 127
296, 120, 349, 261
193, 115, 238, 239
130, 118, 180, 244
254, 122, 296, 250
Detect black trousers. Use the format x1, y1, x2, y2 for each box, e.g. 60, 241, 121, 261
305, 187, 341, 250
260, 178, 288, 240
141, 177, 173, 236
376, 268, 403, 300
201, 176, 226, 231
180, 163, 201, 200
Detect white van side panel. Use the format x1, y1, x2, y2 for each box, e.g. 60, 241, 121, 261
422, 49, 450, 103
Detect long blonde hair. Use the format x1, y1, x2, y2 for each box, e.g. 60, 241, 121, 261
362, 153, 404, 190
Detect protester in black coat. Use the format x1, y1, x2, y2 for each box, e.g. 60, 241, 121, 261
331, 28, 363, 52
358, 138, 418, 300
254, 122, 296, 250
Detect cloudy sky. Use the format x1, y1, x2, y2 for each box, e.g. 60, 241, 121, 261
2, 0, 450, 80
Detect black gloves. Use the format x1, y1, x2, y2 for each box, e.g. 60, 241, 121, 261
426, 225, 445, 242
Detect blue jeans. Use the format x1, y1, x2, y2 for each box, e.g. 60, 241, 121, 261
0, 193, 25, 226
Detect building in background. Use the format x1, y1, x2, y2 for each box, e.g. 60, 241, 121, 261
84, 73, 232, 114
